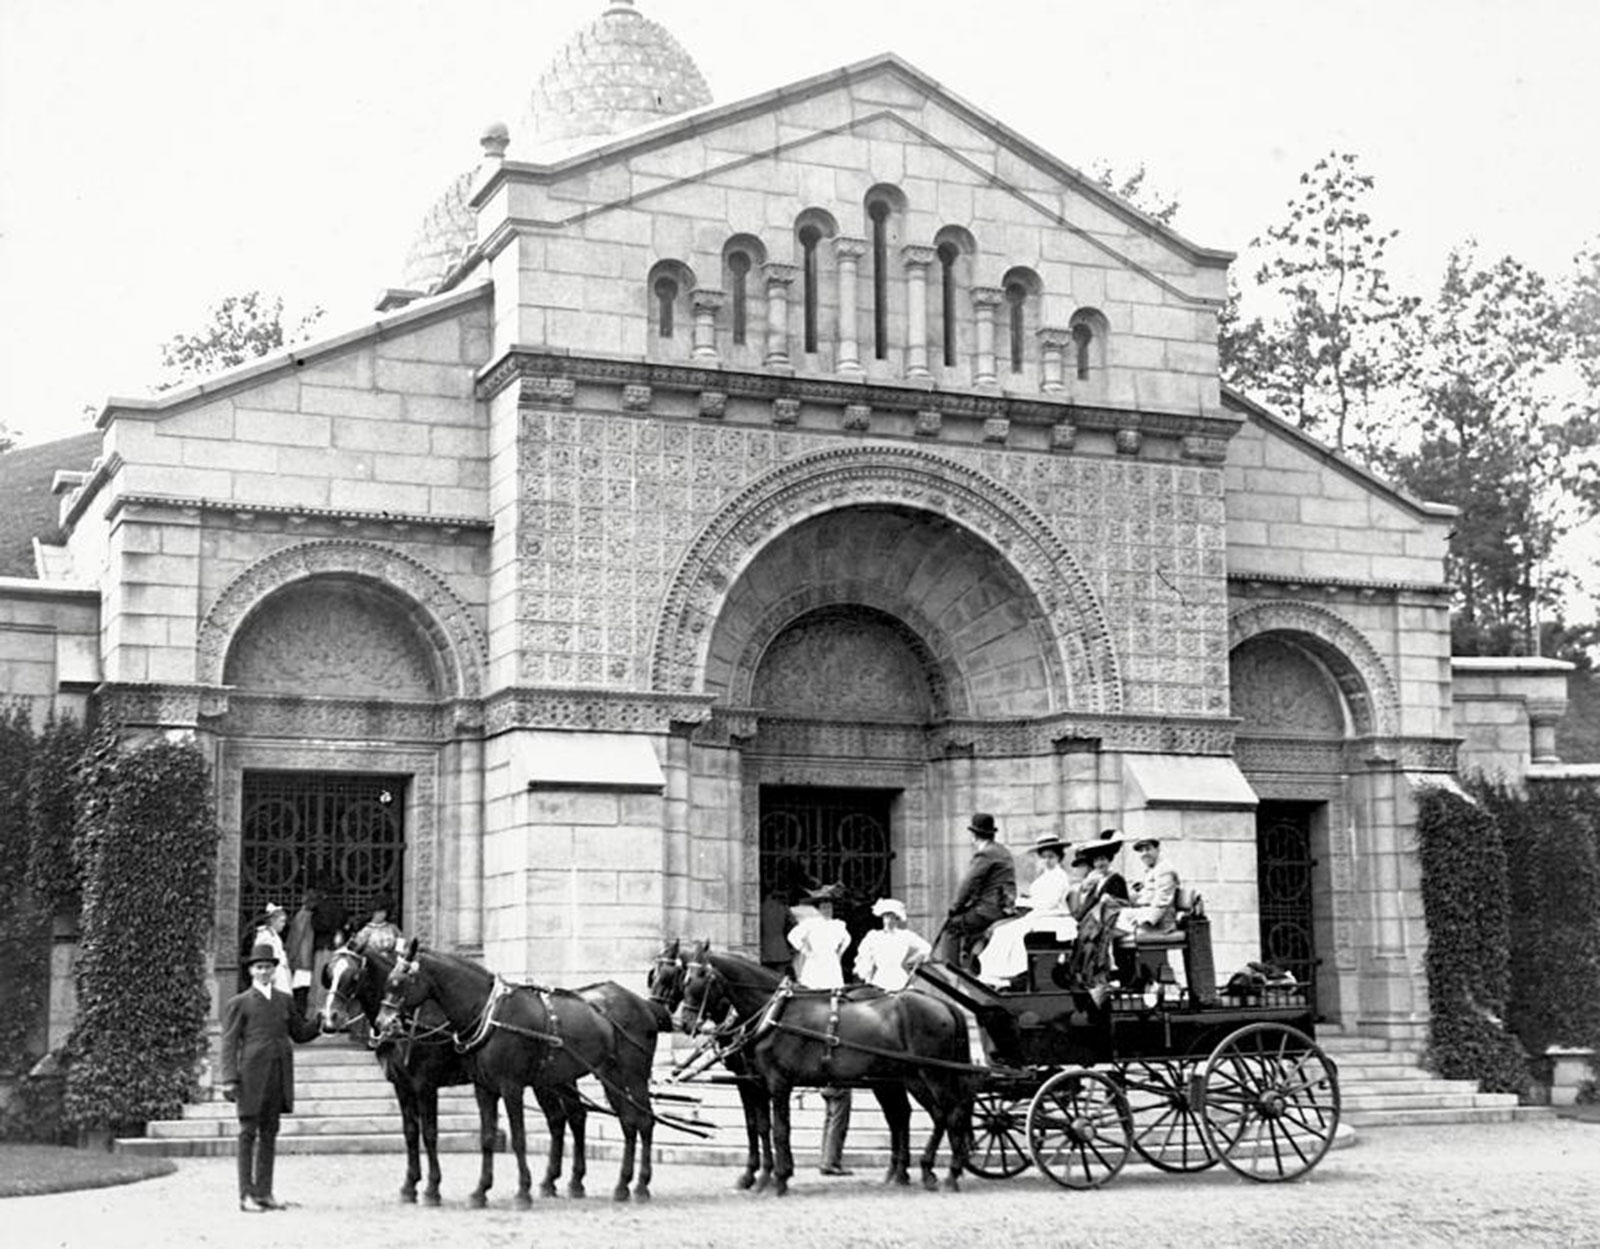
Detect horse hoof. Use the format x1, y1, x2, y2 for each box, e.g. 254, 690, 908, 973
921, 1173, 939, 1192
754, 1174, 771, 1193
568, 1182, 586, 1199
399, 1189, 417, 1204
468, 1193, 488, 1210
514, 1196, 533, 1211
633, 1186, 652, 1203
736, 1172, 756, 1191
612, 1186, 631, 1203
423, 1191, 442, 1208
539, 1182, 557, 1199
942, 1176, 961, 1193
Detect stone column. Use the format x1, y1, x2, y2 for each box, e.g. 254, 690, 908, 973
1038, 327, 1072, 393
833, 237, 867, 379
762, 263, 799, 370
1528, 699, 1566, 764
690, 288, 724, 364
971, 287, 1004, 387
902, 245, 936, 381
455, 733, 485, 955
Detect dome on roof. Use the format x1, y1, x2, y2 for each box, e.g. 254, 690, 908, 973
401, 166, 477, 295
522, 0, 712, 149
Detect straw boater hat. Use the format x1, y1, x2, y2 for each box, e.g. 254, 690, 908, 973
1072, 829, 1124, 865
1029, 831, 1069, 856
245, 941, 279, 967
871, 897, 907, 920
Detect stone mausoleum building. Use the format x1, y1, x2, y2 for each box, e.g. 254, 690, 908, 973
0, 1, 1578, 1051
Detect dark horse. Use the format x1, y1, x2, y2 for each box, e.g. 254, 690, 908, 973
676, 944, 977, 1195
321, 942, 594, 1205
376, 941, 664, 1206
650, 939, 779, 1192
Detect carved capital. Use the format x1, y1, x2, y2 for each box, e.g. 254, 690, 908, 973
520, 375, 576, 406
1037, 326, 1074, 349
901, 244, 938, 270
971, 286, 1006, 310
762, 262, 800, 290
691, 287, 725, 312
833, 236, 868, 262
771, 397, 800, 425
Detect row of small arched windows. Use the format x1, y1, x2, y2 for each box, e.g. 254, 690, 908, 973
646, 185, 1108, 383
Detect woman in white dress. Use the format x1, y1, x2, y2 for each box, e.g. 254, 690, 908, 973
854, 898, 932, 990
978, 832, 1077, 986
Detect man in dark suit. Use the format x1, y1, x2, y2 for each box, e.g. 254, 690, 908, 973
221, 941, 322, 1212
943, 813, 1017, 969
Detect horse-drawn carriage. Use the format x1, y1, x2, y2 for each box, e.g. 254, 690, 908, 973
661, 891, 1341, 1193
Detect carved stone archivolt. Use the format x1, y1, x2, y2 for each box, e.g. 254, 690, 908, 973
1229, 636, 1345, 738
650, 444, 1122, 714
197, 539, 489, 702
1228, 600, 1400, 739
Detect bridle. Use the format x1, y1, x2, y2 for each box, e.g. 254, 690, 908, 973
320, 945, 368, 1034
647, 946, 685, 1008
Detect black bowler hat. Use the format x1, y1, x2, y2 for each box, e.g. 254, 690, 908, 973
245, 942, 279, 967
969, 813, 998, 838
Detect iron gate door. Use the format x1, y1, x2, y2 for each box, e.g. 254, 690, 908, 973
240, 771, 407, 950
759, 786, 895, 973
1255, 800, 1319, 1000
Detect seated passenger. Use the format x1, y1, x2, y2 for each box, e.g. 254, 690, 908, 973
1115, 837, 1179, 936
978, 832, 1077, 987
1063, 830, 1131, 998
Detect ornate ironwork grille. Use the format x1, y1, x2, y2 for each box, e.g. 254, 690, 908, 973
1255, 801, 1319, 1000
239, 771, 407, 951
759, 786, 895, 973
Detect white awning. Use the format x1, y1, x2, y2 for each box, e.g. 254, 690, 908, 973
1122, 753, 1258, 810
516, 731, 665, 793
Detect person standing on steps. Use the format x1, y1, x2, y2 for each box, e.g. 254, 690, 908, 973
221, 941, 322, 1212
788, 882, 854, 1177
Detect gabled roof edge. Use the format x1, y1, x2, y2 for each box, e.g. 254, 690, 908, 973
474, 51, 1232, 270
1222, 384, 1458, 521
96, 283, 493, 426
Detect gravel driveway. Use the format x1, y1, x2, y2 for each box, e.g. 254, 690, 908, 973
6, 1118, 1596, 1249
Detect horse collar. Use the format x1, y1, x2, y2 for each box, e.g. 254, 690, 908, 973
454, 974, 512, 1054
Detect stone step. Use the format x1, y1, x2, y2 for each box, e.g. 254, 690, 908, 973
1344, 1105, 1549, 1128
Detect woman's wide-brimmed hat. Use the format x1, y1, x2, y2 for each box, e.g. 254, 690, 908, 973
260, 901, 287, 920
1072, 829, 1124, 865
1030, 831, 1069, 856
802, 882, 845, 906
245, 941, 280, 967
872, 897, 907, 919
968, 813, 999, 838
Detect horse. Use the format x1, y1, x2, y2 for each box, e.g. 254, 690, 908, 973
676, 944, 977, 1195
320, 942, 593, 1205
649, 939, 778, 1192
376, 940, 663, 1206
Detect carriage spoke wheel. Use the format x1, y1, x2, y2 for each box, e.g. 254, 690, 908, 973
1118, 1059, 1218, 1173
965, 1091, 1032, 1178
1026, 1068, 1131, 1189
1199, 1023, 1341, 1182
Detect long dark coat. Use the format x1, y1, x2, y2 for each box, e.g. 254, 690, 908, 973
947, 839, 1018, 933
220, 987, 321, 1116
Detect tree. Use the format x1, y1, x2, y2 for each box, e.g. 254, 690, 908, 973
1220, 152, 1417, 457
156, 291, 324, 390
1090, 161, 1181, 226
1387, 246, 1582, 649
0, 422, 17, 454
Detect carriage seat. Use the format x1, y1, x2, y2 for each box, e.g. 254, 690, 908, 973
1121, 887, 1205, 951
1119, 888, 1218, 1005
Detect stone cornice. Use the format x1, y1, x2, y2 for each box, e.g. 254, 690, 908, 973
477, 348, 1244, 444
484, 686, 717, 735
1228, 570, 1451, 598
103, 492, 489, 530
103, 492, 493, 533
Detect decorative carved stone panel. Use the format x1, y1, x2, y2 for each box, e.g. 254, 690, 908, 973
1229, 637, 1345, 737
752, 608, 933, 720
225, 582, 441, 698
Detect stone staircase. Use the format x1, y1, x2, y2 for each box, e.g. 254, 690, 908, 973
1317, 1033, 1547, 1127
115, 1028, 1544, 1159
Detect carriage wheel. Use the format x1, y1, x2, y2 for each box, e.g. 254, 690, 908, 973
1118, 1058, 1218, 1173
1199, 1023, 1341, 1182
1026, 1068, 1131, 1189
965, 1091, 1032, 1179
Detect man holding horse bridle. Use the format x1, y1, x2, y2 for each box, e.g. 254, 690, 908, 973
942, 813, 1017, 970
